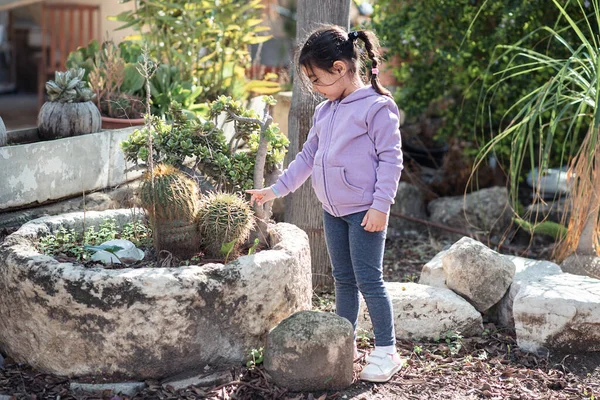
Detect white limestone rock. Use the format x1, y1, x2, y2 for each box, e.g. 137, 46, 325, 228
443, 237, 515, 312
418, 249, 448, 288
561, 253, 600, 279
264, 311, 354, 391
496, 256, 562, 329
514, 273, 600, 354
358, 282, 483, 340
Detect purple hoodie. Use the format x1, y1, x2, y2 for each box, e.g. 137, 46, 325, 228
271, 85, 403, 217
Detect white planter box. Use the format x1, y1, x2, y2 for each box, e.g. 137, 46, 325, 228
0, 127, 142, 211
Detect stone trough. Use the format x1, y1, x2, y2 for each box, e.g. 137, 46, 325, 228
0, 209, 312, 379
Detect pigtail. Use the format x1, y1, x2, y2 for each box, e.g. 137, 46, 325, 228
356, 30, 392, 98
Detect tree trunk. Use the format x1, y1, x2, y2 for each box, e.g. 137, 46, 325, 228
285, 0, 351, 292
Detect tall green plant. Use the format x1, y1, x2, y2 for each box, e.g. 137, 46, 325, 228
372, 0, 587, 161
474, 0, 600, 261
113, 0, 271, 102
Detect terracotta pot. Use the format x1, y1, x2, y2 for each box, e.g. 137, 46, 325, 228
101, 116, 145, 130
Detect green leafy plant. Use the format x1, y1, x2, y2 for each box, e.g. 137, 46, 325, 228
247, 237, 260, 255
246, 347, 264, 368
45, 68, 95, 103
149, 64, 204, 120
121, 98, 289, 195
438, 330, 464, 356
413, 345, 423, 356
220, 239, 237, 263
38, 219, 151, 261
371, 0, 588, 162
68, 40, 146, 119
113, 0, 271, 103
473, 0, 600, 261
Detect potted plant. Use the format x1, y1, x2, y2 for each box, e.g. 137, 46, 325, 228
68, 40, 146, 129
37, 68, 101, 140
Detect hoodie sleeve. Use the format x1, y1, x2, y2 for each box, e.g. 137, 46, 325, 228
270, 106, 321, 197
368, 100, 404, 214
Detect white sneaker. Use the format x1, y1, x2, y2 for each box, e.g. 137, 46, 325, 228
360, 348, 403, 382
353, 343, 359, 359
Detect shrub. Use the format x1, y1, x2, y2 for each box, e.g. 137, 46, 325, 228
113, 0, 271, 103
121, 99, 288, 194
372, 0, 588, 165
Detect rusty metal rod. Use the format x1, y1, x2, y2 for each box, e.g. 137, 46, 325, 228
389, 211, 532, 255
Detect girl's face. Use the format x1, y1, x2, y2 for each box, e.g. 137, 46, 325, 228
303, 62, 352, 102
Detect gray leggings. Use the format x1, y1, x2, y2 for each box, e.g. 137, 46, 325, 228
323, 210, 396, 347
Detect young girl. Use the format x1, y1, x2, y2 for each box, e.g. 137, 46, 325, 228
246, 26, 403, 383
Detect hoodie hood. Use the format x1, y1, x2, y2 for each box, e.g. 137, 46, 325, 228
338, 85, 379, 104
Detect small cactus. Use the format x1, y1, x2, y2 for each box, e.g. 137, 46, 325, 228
46, 68, 95, 103
140, 164, 201, 259
198, 192, 255, 258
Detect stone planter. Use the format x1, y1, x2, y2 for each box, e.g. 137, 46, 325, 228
0, 209, 312, 379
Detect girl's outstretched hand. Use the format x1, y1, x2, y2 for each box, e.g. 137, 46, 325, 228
246, 188, 277, 207
361, 208, 388, 232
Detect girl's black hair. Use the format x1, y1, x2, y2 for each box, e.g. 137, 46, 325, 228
296, 25, 392, 98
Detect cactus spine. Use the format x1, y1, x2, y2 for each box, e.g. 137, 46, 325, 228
140, 164, 201, 259
197, 192, 254, 258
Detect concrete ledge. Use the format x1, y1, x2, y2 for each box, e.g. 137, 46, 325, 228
0, 209, 312, 379
0, 127, 142, 211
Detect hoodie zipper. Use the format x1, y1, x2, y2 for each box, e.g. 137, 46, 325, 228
323, 101, 339, 216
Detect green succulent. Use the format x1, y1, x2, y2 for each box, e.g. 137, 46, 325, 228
45, 68, 95, 103
197, 192, 254, 258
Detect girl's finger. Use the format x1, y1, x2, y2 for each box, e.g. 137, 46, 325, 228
361, 214, 369, 226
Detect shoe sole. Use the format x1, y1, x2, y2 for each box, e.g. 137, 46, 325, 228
359, 364, 402, 383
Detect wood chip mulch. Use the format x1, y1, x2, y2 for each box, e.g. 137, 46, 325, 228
1, 329, 598, 400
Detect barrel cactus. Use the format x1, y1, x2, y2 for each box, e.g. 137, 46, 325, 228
140, 164, 201, 259
38, 68, 101, 140
197, 192, 255, 258
0, 116, 6, 147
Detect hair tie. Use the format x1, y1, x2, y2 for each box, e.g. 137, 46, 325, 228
371, 67, 379, 75
349, 31, 359, 42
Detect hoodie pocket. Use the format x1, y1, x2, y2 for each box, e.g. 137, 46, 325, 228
311, 166, 329, 205
327, 166, 365, 205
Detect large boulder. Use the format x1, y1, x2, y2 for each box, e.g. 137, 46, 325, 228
0, 209, 312, 379
264, 311, 354, 392
358, 282, 483, 340
560, 253, 600, 279
427, 186, 512, 241
514, 273, 600, 354
495, 256, 562, 329
442, 237, 515, 312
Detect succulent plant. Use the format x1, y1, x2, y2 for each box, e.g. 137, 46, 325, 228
197, 192, 254, 258
139, 164, 202, 259
139, 164, 200, 221
45, 68, 95, 103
